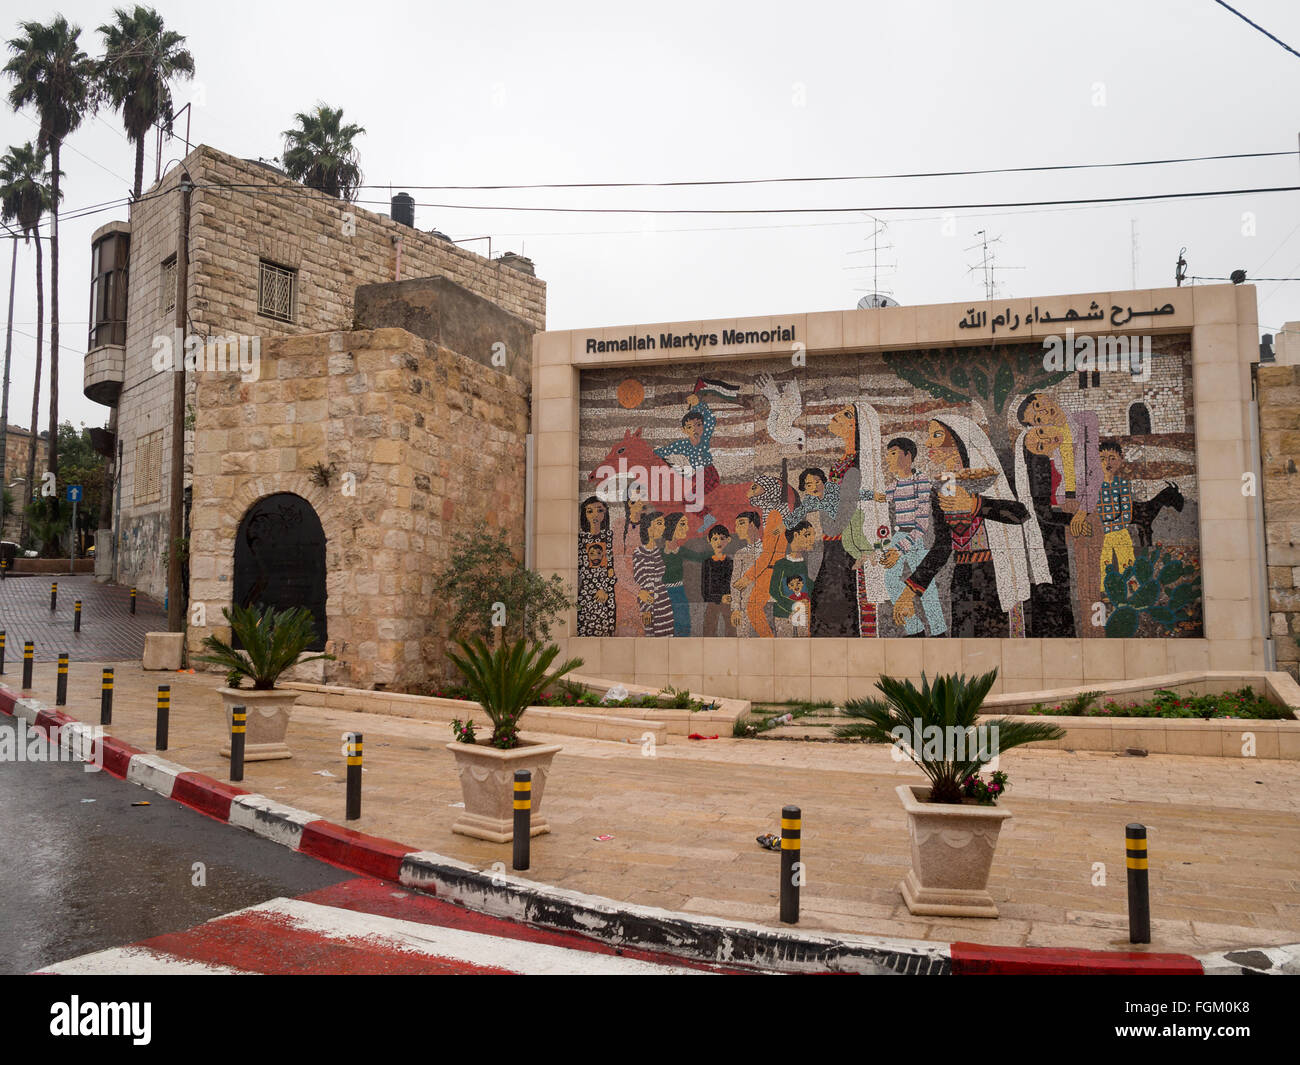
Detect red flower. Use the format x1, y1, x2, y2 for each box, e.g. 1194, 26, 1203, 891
876, 525, 890, 539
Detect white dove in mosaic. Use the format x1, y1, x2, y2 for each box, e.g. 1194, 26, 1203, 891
755, 372, 806, 450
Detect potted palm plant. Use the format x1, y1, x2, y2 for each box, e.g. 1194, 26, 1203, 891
835, 669, 1064, 918
444, 636, 582, 842
196, 603, 334, 761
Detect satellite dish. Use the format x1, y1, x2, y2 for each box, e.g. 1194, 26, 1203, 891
857, 293, 899, 309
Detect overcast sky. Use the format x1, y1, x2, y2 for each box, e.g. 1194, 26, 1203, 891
3, 0, 1299, 432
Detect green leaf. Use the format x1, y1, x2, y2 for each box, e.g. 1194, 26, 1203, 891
1147, 605, 1178, 629
1134, 554, 1154, 585
1105, 605, 1140, 638
970, 366, 989, 398
1167, 582, 1199, 611
1130, 580, 1160, 609
992, 363, 1015, 413
1157, 560, 1186, 586
1102, 567, 1129, 605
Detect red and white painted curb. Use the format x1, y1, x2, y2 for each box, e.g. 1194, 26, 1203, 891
37, 879, 731, 975
2, 681, 1288, 975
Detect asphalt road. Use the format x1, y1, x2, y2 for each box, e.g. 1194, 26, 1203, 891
0, 753, 350, 974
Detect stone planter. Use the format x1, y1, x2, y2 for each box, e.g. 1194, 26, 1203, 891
896, 783, 1012, 919
217, 687, 300, 761
447, 740, 562, 843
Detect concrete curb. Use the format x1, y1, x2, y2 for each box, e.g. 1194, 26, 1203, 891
8, 680, 1289, 975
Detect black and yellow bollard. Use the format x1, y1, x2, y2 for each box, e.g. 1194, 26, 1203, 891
129, 587, 136, 615
100, 667, 114, 725
513, 769, 532, 870
155, 685, 170, 751
780, 804, 802, 924
1126, 823, 1150, 944
0, 629, 6, 674
55, 652, 69, 705
21, 640, 34, 690
1, 558, 6, 579
74, 599, 82, 633
49, 581, 57, 611
229, 705, 246, 782
345, 732, 362, 821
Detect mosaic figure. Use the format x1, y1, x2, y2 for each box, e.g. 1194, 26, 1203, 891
1098, 440, 1137, 584
897, 416, 1040, 638
632, 510, 674, 637
700, 524, 736, 637
577, 497, 616, 637
612, 494, 648, 636
729, 510, 763, 637
771, 521, 816, 637
1017, 393, 1104, 634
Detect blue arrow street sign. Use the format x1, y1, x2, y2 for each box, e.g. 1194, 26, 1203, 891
66, 485, 83, 503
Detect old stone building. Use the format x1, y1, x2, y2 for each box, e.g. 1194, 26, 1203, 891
1, 424, 48, 540
83, 145, 544, 601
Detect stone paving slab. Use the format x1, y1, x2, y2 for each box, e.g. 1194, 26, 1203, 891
12, 660, 1300, 955
0, 576, 166, 662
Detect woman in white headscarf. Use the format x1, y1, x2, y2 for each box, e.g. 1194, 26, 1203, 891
893, 413, 1038, 638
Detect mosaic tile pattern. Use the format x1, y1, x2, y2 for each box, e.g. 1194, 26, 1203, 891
577, 336, 1202, 640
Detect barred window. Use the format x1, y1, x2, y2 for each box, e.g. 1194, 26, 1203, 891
161, 255, 176, 314
258, 259, 296, 323
133, 430, 163, 506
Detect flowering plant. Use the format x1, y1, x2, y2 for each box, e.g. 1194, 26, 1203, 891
962, 769, 1009, 806
450, 717, 478, 744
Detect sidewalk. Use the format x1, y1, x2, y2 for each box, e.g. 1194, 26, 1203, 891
8, 659, 1300, 955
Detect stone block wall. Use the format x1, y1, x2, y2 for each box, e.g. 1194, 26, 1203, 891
187, 326, 529, 690
111, 144, 544, 598
1259, 364, 1300, 678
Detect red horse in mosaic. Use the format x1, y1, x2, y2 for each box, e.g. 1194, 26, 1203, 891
588, 428, 797, 532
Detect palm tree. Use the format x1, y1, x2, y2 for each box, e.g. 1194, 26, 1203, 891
97, 6, 194, 201
833, 670, 1065, 803
0, 141, 57, 542
281, 104, 365, 201
6, 16, 96, 520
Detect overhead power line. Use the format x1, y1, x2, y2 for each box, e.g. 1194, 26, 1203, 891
1213, 0, 1300, 58
198, 149, 1296, 193
194, 182, 1300, 215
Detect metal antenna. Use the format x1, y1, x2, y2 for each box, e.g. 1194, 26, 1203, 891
845, 214, 897, 300
964, 229, 1022, 300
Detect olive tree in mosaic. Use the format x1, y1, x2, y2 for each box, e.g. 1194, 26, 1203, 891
576, 337, 1203, 640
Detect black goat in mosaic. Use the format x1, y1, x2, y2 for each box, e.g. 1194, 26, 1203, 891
1130, 481, 1184, 547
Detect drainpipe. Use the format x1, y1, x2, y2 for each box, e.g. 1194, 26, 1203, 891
525, 433, 535, 569
1249, 371, 1276, 670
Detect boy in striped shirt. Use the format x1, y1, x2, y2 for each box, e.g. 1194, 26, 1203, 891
875, 438, 948, 636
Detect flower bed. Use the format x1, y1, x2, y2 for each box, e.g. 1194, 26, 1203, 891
1022, 686, 1291, 721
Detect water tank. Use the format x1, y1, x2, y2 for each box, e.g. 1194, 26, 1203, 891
391, 192, 415, 228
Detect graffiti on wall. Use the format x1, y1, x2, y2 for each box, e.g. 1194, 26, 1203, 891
577, 336, 1202, 639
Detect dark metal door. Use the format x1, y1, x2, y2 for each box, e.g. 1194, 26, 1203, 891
232, 493, 327, 650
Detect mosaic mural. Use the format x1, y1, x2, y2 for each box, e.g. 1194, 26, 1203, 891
577, 336, 1202, 640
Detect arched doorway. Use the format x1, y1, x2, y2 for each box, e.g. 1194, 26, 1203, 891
233, 493, 328, 650
1128, 403, 1152, 435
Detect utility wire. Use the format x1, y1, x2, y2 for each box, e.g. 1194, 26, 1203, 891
199, 149, 1296, 192
193, 181, 1300, 215
1213, 0, 1300, 58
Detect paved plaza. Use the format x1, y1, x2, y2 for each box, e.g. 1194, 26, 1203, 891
9, 659, 1300, 955
0, 575, 167, 662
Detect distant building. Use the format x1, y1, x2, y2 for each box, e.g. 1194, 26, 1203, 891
2, 424, 49, 539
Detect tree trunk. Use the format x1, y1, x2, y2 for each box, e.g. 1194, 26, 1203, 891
0, 237, 15, 535
21, 236, 44, 546
132, 137, 144, 202
46, 141, 60, 522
